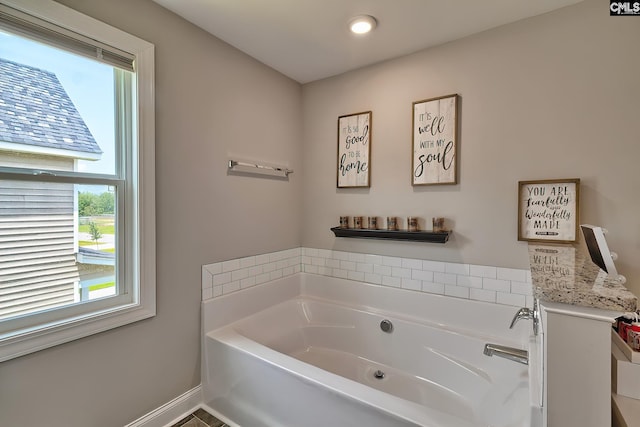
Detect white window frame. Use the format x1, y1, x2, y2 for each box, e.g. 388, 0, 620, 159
0, 0, 155, 362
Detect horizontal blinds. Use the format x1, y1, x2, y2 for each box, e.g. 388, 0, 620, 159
0, 4, 135, 72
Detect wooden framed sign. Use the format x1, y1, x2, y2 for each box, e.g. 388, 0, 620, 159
412, 94, 458, 185
518, 178, 580, 243
337, 111, 371, 188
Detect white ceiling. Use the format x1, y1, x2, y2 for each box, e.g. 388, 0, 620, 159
152, 0, 582, 84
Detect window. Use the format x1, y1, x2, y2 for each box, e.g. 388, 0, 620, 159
0, 0, 155, 361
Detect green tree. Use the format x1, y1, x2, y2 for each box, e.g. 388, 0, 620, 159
88, 221, 102, 249
78, 192, 97, 217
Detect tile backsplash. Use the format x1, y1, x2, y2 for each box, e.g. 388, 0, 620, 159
202, 247, 533, 307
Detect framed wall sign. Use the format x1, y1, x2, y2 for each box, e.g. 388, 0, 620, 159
518, 178, 580, 243
412, 94, 458, 185
337, 111, 371, 188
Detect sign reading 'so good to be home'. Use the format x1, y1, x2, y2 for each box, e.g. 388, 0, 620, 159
337, 111, 371, 188
412, 94, 458, 186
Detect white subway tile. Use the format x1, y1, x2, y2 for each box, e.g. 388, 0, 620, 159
255, 254, 270, 265
222, 281, 240, 294
483, 278, 511, 292
263, 262, 277, 273
392, 267, 412, 279
301, 256, 312, 265
382, 256, 402, 267
203, 263, 222, 275
240, 276, 256, 289
326, 259, 341, 269
374, 264, 392, 276
422, 282, 445, 295
422, 260, 446, 272
445, 262, 469, 276
526, 295, 535, 308
248, 265, 263, 276
382, 276, 402, 288
269, 251, 285, 262
357, 263, 374, 273
222, 259, 240, 272
304, 264, 318, 274
445, 285, 470, 299
456, 275, 483, 288
311, 257, 325, 267
213, 286, 223, 298
525, 271, 533, 284
365, 254, 383, 265
402, 278, 422, 291
510, 281, 533, 296
434, 272, 457, 285
239, 256, 256, 268
341, 260, 356, 271
231, 268, 249, 281
276, 260, 288, 270
202, 287, 213, 301
255, 272, 271, 285
202, 269, 212, 290
497, 292, 526, 307
470, 288, 497, 303
293, 265, 302, 274
412, 269, 434, 281
333, 251, 350, 261
402, 258, 422, 269
497, 267, 527, 282
317, 249, 332, 259
270, 269, 284, 281
469, 265, 497, 279
365, 272, 382, 285
212, 272, 232, 286
348, 271, 365, 282
349, 252, 366, 263
332, 269, 348, 279
316, 266, 331, 276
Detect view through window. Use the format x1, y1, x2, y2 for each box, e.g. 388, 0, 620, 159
0, 30, 124, 320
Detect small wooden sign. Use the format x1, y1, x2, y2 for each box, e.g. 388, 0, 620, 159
337, 111, 371, 188
518, 178, 580, 243
412, 94, 458, 185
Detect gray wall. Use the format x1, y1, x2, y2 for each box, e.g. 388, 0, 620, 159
1, 0, 639, 426
0, 1, 302, 425
301, 0, 640, 295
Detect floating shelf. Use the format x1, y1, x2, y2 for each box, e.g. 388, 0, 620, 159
330, 227, 451, 243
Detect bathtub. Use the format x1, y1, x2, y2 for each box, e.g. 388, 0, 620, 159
202, 274, 542, 427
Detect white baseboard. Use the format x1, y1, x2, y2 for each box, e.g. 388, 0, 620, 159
124, 385, 203, 427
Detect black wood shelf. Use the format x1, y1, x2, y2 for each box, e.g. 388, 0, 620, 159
330, 227, 451, 243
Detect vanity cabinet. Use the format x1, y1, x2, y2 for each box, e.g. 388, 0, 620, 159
528, 243, 636, 427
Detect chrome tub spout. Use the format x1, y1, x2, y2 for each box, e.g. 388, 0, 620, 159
483, 343, 528, 365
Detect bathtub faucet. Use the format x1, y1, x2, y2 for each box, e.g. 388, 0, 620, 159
483, 343, 528, 365
509, 298, 539, 336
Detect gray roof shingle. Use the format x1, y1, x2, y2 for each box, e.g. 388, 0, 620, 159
0, 58, 102, 156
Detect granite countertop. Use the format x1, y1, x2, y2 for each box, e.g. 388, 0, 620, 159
528, 243, 637, 312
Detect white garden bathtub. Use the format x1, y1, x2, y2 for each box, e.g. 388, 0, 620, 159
202, 274, 542, 427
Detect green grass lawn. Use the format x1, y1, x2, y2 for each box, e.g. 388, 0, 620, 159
79, 223, 115, 234
88, 281, 115, 292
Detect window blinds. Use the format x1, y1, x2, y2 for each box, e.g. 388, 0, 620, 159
0, 4, 135, 72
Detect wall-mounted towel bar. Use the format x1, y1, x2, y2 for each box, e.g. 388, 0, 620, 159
228, 160, 293, 178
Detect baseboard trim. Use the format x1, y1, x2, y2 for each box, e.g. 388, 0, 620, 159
124, 385, 203, 427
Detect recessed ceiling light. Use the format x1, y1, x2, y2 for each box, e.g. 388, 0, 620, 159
349, 15, 377, 35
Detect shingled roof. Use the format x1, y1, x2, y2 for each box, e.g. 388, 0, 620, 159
0, 58, 102, 158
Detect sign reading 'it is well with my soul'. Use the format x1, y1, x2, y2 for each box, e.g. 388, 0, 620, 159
337, 111, 371, 188
412, 94, 458, 185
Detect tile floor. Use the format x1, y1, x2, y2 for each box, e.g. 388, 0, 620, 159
170, 408, 229, 427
